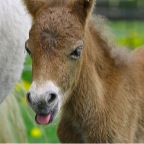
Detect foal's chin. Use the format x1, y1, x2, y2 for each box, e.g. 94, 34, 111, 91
34, 104, 59, 125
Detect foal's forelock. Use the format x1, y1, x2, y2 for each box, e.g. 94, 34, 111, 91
43, 0, 69, 7
38, 0, 95, 7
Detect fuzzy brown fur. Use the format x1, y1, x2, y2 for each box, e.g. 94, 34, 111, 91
24, 0, 144, 142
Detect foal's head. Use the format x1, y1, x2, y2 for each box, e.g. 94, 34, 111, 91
24, 0, 95, 125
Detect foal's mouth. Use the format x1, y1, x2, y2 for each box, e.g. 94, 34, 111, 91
35, 106, 57, 125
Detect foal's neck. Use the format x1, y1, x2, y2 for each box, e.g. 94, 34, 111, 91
71, 22, 125, 111
65, 20, 127, 117
84, 25, 117, 80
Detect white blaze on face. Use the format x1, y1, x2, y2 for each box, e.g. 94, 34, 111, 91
29, 81, 62, 110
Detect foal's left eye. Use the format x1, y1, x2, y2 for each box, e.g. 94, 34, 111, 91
71, 46, 83, 59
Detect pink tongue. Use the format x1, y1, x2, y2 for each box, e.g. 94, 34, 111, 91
36, 114, 51, 125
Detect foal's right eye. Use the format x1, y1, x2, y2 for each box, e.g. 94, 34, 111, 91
26, 48, 31, 56
25, 42, 31, 56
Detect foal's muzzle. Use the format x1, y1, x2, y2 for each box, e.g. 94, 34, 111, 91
26, 81, 60, 125
26, 90, 58, 113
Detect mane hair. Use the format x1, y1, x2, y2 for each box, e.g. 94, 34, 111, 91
88, 14, 131, 65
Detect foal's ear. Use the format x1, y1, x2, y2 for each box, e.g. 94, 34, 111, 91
70, 0, 95, 24
23, 0, 47, 18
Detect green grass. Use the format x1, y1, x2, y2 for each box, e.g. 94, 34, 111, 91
111, 21, 144, 49
15, 21, 144, 143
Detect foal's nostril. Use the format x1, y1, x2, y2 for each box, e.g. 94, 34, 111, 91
47, 93, 57, 104
26, 92, 32, 104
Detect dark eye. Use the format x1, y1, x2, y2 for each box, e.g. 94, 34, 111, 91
25, 42, 31, 56
26, 48, 31, 56
71, 46, 83, 59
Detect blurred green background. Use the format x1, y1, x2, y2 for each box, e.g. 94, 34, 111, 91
13, 0, 144, 143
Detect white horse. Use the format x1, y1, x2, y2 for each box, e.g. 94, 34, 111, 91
0, 0, 31, 142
